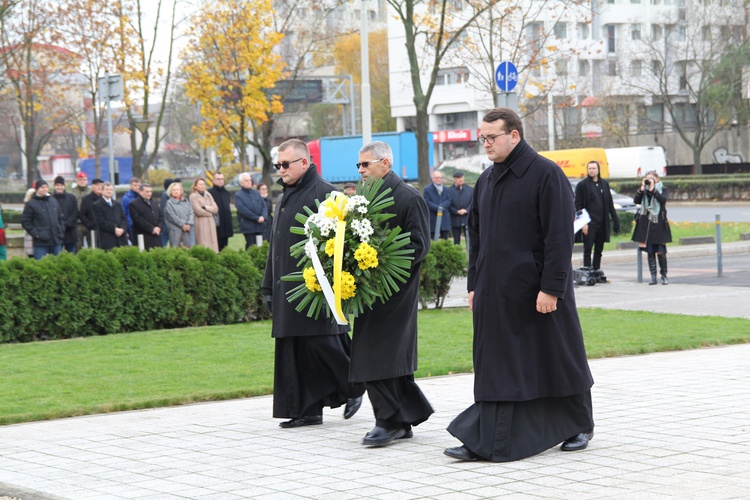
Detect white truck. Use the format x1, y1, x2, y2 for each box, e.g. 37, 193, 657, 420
604, 146, 667, 179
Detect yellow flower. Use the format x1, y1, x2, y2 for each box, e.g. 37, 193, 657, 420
340, 271, 356, 300
303, 267, 322, 292
325, 238, 336, 257
354, 242, 379, 270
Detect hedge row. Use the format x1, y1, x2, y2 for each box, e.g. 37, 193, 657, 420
0, 245, 269, 344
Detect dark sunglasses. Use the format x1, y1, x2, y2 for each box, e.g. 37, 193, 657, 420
356, 158, 384, 169
273, 157, 304, 170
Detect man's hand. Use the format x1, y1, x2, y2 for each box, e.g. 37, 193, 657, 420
468, 291, 474, 312
536, 291, 558, 314
153, 227, 161, 235
582, 224, 589, 236
613, 224, 620, 235
457, 208, 467, 215
263, 295, 273, 314
258, 216, 265, 223
182, 224, 190, 232
114, 227, 125, 237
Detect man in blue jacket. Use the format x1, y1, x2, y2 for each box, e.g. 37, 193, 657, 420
234, 172, 267, 249
423, 170, 451, 240
120, 177, 141, 244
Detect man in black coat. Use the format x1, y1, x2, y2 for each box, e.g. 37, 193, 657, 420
448, 170, 473, 245
444, 108, 595, 462
21, 179, 64, 259
92, 182, 129, 250
129, 183, 164, 250
208, 172, 233, 251
261, 138, 363, 429
574, 161, 620, 271
350, 141, 434, 447
79, 178, 103, 247
52, 176, 79, 254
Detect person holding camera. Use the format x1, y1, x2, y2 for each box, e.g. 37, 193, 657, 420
632, 171, 672, 285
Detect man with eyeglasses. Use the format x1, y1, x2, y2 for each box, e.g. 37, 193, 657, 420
262, 138, 364, 430
423, 171, 452, 240
444, 108, 595, 462
350, 141, 434, 447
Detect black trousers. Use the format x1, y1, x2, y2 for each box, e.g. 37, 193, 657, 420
364, 375, 434, 429
218, 237, 229, 251
582, 224, 607, 269
452, 226, 467, 245
243, 232, 263, 250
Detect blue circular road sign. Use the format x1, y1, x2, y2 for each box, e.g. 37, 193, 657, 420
495, 62, 518, 92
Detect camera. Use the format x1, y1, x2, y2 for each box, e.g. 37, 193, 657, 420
644, 179, 652, 187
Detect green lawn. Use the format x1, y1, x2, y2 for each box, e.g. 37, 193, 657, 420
2, 308, 748, 425
604, 221, 750, 251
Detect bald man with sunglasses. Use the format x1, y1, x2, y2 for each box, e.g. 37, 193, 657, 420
262, 139, 364, 430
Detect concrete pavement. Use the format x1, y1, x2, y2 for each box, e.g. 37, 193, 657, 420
1, 245, 750, 499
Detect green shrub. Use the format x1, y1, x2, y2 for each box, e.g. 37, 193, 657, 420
617, 211, 635, 236
0, 246, 266, 343
419, 239, 468, 309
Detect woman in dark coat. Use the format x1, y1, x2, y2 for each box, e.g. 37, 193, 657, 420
258, 183, 273, 242
632, 170, 672, 284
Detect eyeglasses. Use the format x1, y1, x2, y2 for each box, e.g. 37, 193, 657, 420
273, 157, 304, 170
356, 159, 384, 169
477, 132, 508, 145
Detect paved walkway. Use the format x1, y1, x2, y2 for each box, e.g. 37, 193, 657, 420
1, 246, 750, 499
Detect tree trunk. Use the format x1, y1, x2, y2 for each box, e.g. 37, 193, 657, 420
693, 148, 703, 175
415, 106, 431, 189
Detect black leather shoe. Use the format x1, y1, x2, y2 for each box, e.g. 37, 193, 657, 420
362, 426, 406, 447
279, 415, 323, 428
560, 431, 594, 451
343, 396, 362, 419
399, 425, 413, 439
444, 445, 481, 461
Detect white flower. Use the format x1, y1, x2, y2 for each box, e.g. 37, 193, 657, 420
305, 213, 336, 238
346, 195, 369, 215
350, 218, 374, 243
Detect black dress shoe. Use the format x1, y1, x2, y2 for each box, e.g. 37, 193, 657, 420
399, 425, 413, 439
279, 415, 323, 428
362, 426, 406, 447
560, 431, 594, 451
444, 445, 481, 461
343, 396, 362, 419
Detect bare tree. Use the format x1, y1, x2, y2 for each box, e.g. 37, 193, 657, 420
386, 0, 499, 188
618, 2, 748, 173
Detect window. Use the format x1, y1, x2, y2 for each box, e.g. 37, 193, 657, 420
678, 7, 686, 20
436, 67, 471, 86
554, 22, 567, 39
677, 25, 687, 41
555, 59, 568, 76
701, 26, 711, 41
638, 103, 664, 132
651, 59, 663, 75
631, 24, 641, 40
677, 61, 688, 91
606, 25, 616, 53
651, 0, 661, 4
631, 60, 643, 77
631, 0, 641, 3
674, 103, 697, 129
579, 60, 590, 76
577, 23, 589, 40
651, 24, 663, 41
607, 60, 618, 76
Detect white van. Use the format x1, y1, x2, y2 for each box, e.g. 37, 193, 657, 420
604, 146, 667, 178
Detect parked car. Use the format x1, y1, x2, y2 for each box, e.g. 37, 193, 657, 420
569, 179, 638, 213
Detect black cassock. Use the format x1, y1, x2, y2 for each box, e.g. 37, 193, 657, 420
448, 140, 594, 462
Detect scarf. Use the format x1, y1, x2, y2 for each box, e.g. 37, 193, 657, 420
639, 181, 663, 223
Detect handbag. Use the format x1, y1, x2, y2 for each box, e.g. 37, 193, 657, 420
213, 213, 220, 227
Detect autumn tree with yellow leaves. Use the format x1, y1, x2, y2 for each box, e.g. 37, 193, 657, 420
183, 0, 284, 170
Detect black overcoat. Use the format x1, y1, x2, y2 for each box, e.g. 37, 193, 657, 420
93, 198, 129, 250
449, 184, 473, 228
468, 140, 593, 402
129, 196, 164, 250
632, 187, 672, 245
52, 192, 79, 245
208, 185, 234, 239
261, 167, 348, 339
349, 171, 431, 383
574, 176, 619, 240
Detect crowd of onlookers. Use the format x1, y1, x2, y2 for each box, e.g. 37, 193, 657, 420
422, 170, 473, 245
18, 171, 274, 260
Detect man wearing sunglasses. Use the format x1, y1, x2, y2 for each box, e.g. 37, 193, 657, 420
262, 139, 364, 430
444, 108, 594, 462
349, 141, 434, 447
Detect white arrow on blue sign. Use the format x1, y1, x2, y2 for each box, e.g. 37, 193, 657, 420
495, 61, 518, 92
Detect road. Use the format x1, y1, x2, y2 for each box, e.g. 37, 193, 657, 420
659, 202, 750, 222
